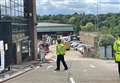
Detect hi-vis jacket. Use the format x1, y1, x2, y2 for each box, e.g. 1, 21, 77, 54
113, 39, 120, 62
56, 44, 65, 55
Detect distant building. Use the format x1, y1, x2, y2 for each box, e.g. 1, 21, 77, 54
37, 22, 74, 40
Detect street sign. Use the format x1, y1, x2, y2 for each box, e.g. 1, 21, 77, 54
0, 40, 5, 72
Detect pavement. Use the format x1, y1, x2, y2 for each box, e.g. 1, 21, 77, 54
0, 61, 39, 83
3, 45, 120, 83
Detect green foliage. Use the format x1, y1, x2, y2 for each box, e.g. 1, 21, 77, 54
37, 13, 120, 35
81, 22, 95, 32
111, 24, 120, 37
99, 34, 115, 47
68, 16, 81, 33
99, 26, 112, 34
86, 22, 95, 31
80, 25, 87, 31
68, 16, 77, 24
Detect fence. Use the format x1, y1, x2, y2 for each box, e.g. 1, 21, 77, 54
99, 46, 113, 59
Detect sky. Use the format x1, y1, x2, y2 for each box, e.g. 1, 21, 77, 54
36, 0, 120, 15
0, 0, 120, 16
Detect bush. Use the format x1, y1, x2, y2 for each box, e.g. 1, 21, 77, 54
99, 34, 115, 47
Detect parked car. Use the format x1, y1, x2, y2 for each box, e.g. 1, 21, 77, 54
70, 41, 74, 44
62, 36, 71, 42
72, 43, 80, 48
75, 44, 86, 50
71, 42, 79, 47
71, 42, 76, 46
77, 46, 85, 54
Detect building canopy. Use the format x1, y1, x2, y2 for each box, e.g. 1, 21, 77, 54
37, 22, 74, 32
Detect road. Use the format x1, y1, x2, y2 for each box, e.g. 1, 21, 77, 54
5, 46, 120, 83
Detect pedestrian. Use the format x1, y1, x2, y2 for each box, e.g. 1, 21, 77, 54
55, 39, 68, 71
39, 44, 45, 64
113, 34, 120, 77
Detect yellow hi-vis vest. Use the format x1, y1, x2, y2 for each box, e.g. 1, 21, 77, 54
113, 39, 120, 62
56, 44, 65, 55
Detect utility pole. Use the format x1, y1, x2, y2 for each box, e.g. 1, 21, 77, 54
95, 0, 99, 31
24, 0, 37, 60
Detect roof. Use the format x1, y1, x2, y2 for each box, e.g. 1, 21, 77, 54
37, 22, 74, 32
37, 22, 73, 27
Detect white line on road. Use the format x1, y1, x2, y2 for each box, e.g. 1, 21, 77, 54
69, 77, 75, 83
52, 58, 56, 62
83, 69, 88, 72
47, 65, 54, 70
89, 64, 96, 68
36, 66, 40, 69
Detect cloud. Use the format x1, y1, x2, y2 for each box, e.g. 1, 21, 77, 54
36, 0, 120, 15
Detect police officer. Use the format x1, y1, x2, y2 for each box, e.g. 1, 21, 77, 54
113, 34, 120, 76
55, 39, 68, 71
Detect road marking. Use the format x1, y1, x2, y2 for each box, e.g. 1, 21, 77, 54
47, 65, 54, 70
36, 66, 40, 69
34, 66, 40, 70
89, 64, 96, 68
52, 58, 56, 62
69, 77, 75, 83
83, 69, 88, 72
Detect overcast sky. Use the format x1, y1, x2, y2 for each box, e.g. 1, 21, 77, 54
36, 0, 120, 15
0, 0, 120, 16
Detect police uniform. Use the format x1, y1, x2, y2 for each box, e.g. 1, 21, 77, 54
55, 43, 68, 70
113, 37, 120, 76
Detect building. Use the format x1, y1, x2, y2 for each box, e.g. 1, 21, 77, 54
79, 32, 99, 57
80, 32, 98, 48
0, 0, 37, 66
37, 22, 74, 40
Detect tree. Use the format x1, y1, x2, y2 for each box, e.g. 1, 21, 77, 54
86, 22, 95, 31
68, 16, 77, 24
80, 25, 87, 31
99, 34, 115, 47
81, 22, 95, 32
68, 16, 81, 33
111, 24, 120, 37
37, 13, 120, 35
99, 34, 115, 58
99, 26, 112, 34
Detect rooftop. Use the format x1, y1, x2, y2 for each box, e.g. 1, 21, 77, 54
37, 22, 74, 32
37, 22, 73, 27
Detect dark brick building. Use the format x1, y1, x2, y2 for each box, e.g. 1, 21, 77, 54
0, 0, 37, 65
